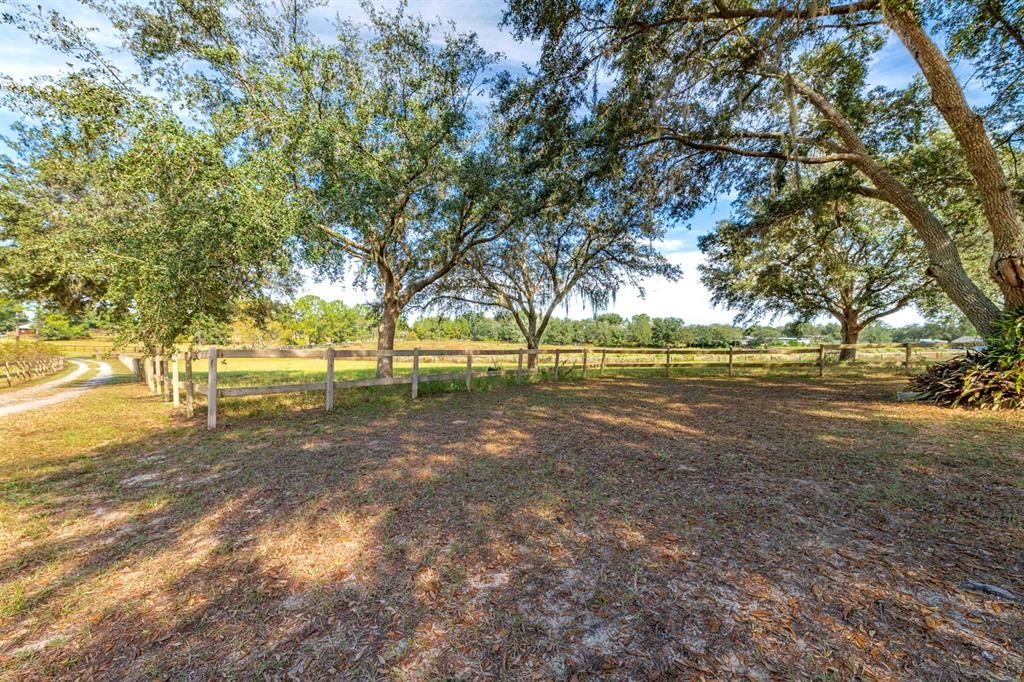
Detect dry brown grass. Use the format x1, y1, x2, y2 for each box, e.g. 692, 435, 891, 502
0, 372, 1022, 680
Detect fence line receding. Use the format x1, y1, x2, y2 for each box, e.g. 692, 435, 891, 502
128, 343, 965, 429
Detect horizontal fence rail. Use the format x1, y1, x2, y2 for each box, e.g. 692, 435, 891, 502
1, 356, 66, 388
127, 343, 966, 429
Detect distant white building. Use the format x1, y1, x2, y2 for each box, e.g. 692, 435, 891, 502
951, 335, 985, 347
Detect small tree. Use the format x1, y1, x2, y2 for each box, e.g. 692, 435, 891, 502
651, 317, 685, 347
700, 196, 934, 360
279, 296, 373, 345
438, 172, 679, 365
628, 314, 654, 346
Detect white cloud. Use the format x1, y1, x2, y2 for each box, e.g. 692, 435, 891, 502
653, 238, 686, 254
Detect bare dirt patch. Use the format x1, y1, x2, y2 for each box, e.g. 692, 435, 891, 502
0, 375, 1021, 680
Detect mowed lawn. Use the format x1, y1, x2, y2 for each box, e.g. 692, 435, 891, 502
0, 371, 1022, 680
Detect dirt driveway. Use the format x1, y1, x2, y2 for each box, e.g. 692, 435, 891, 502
0, 360, 112, 418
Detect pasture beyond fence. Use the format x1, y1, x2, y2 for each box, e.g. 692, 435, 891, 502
123, 343, 966, 429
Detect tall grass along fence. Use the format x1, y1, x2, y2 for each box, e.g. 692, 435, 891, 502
128, 343, 964, 429
0, 342, 66, 388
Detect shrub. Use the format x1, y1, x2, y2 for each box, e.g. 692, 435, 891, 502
909, 312, 1024, 409
0, 341, 61, 364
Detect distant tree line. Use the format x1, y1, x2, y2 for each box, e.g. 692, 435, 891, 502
0, 296, 99, 340
229, 302, 969, 349
408, 313, 974, 347
7, 293, 977, 349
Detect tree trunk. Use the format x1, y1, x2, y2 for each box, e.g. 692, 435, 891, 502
789, 74, 1003, 334
526, 335, 539, 369
883, 1, 1024, 312
863, 163, 1002, 333
839, 318, 860, 362
376, 296, 399, 378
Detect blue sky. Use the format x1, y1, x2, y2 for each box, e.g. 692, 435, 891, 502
0, 0, 939, 325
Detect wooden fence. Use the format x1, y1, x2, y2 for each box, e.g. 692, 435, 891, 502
2, 355, 66, 388
128, 343, 965, 430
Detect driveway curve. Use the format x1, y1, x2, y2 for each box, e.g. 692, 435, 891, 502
0, 360, 114, 418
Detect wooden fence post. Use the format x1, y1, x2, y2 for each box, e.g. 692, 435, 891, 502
599, 350, 606, 376
465, 349, 473, 392
582, 348, 589, 379
665, 348, 671, 377
165, 356, 173, 402
728, 346, 734, 377
516, 349, 523, 384
412, 348, 420, 399
818, 344, 826, 378
3, 362, 11, 387
146, 357, 155, 393
904, 343, 913, 375
185, 353, 194, 418
207, 348, 218, 430
159, 356, 167, 399
554, 349, 560, 381
325, 347, 335, 411
166, 357, 173, 401
172, 354, 180, 408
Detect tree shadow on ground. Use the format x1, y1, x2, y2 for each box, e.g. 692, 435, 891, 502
0, 375, 1021, 680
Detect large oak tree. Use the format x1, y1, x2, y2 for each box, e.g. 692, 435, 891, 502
119, 2, 527, 376
440, 171, 680, 365
505, 0, 1024, 334
700, 192, 934, 360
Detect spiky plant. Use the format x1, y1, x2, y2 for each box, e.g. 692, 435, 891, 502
910, 312, 1024, 409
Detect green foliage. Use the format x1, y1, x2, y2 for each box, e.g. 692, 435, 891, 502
436, 100, 681, 349
412, 312, 750, 348
412, 313, 519, 343
0, 340, 61, 364
681, 325, 744, 349
409, 312, 964, 348
627, 314, 653, 346
910, 312, 1024, 410
0, 296, 22, 334
278, 296, 374, 346
651, 317, 684, 347
504, 0, 1021, 331
935, 0, 1024, 134
891, 314, 976, 343
700, 193, 932, 344
0, 74, 298, 352
117, 1, 525, 370
37, 311, 91, 340
859, 322, 895, 344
